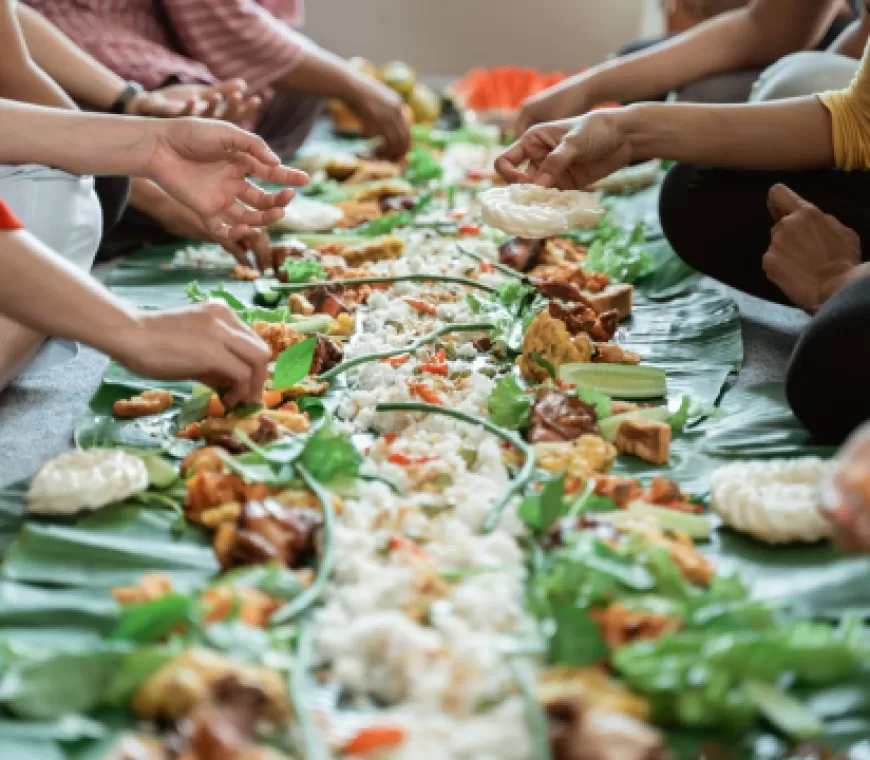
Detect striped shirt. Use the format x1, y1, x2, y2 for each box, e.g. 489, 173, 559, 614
24, 0, 307, 93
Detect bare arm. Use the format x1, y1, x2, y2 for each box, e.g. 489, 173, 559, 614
0, 0, 74, 108
15, 4, 126, 110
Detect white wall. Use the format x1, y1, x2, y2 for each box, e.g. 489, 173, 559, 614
303, 1, 663, 76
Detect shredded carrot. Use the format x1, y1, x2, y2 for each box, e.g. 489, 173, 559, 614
404, 297, 438, 315
387, 535, 428, 557
408, 382, 444, 405
448, 209, 468, 220
458, 223, 481, 236
479, 261, 495, 274
262, 389, 284, 409
206, 395, 226, 418
383, 432, 399, 444
380, 354, 410, 367
419, 349, 448, 376
343, 726, 406, 755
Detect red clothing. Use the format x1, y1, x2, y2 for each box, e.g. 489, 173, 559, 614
26, 0, 306, 94
0, 200, 24, 231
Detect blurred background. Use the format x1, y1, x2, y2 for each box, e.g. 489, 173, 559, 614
305, 0, 664, 75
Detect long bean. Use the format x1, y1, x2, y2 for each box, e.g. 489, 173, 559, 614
270, 465, 336, 624
289, 617, 333, 760
274, 274, 498, 294
508, 656, 554, 760
374, 402, 535, 533
318, 322, 494, 382
455, 243, 526, 280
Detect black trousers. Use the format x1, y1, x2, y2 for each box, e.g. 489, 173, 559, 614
659, 163, 870, 445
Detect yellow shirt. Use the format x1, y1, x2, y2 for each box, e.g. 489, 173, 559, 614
820, 43, 870, 170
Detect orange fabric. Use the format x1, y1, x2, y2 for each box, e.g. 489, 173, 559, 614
0, 200, 23, 231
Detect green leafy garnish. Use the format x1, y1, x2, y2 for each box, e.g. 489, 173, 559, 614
530, 353, 556, 381
584, 222, 654, 284
283, 259, 327, 283
487, 375, 531, 430
575, 385, 613, 419
300, 421, 363, 482
186, 281, 293, 325
272, 337, 317, 390
519, 475, 568, 533
668, 395, 727, 431
176, 390, 212, 428
403, 146, 444, 185
467, 282, 544, 353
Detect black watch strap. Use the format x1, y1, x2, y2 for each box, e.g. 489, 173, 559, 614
110, 82, 145, 115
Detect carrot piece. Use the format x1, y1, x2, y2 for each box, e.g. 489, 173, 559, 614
383, 432, 398, 444
404, 297, 438, 315
408, 382, 444, 405
388, 452, 439, 466
343, 725, 406, 755
380, 354, 410, 367
479, 261, 495, 275
262, 389, 284, 409
206, 395, 226, 418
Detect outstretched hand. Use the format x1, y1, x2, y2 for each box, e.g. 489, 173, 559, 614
127, 80, 263, 123
495, 112, 632, 190
146, 118, 308, 239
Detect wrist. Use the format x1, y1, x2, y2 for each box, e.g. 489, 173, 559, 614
101, 310, 148, 364
610, 104, 650, 165
819, 260, 863, 305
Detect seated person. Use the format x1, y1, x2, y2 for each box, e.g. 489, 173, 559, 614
516, 0, 870, 136
616, 0, 859, 104
496, 24, 870, 446
0, 99, 304, 394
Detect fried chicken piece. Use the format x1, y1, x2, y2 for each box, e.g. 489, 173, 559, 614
308, 285, 350, 317
538, 668, 649, 721
587, 284, 634, 320
529, 388, 599, 444
595, 476, 644, 508
589, 602, 681, 648
324, 155, 361, 181
278, 376, 330, 399
519, 309, 595, 384
241, 499, 323, 566
310, 335, 344, 375
646, 477, 683, 506
594, 343, 642, 365
548, 300, 622, 343
583, 272, 612, 294
185, 472, 247, 514
352, 179, 414, 202
133, 649, 290, 724
112, 573, 174, 605
345, 159, 401, 185
499, 237, 543, 272
335, 199, 382, 228
252, 322, 305, 361
615, 418, 671, 466
528, 263, 588, 289
113, 390, 174, 419
182, 447, 227, 476
231, 265, 259, 282
541, 237, 588, 265
533, 278, 588, 305
199, 502, 242, 529
200, 414, 289, 452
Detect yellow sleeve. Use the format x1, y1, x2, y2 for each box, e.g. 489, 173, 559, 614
819, 43, 870, 171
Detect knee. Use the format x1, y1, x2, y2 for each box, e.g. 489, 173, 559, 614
658, 163, 704, 268
751, 51, 858, 102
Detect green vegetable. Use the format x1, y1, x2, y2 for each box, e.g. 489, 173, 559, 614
283, 259, 327, 283
300, 421, 362, 483
530, 353, 556, 380
595, 501, 712, 541
487, 375, 531, 430
272, 337, 317, 390
375, 402, 536, 533
744, 680, 823, 741
575, 385, 613, 419
467, 282, 545, 353
549, 604, 609, 666
141, 454, 178, 489
519, 475, 567, 533
598, 407, 671, 442
289, 618, 332, 760
185, 281, 245, 310
403, 146, 444, 185
668, 395, 727, 431
109, 594, 195, 644
583, 223, 654, 284
508, 657, 554, 760
559, 363, 667, 400
318, 322, 494, 382
254, 278, 281, 307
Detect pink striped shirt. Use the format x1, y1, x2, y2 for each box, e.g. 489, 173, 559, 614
25, 0, 307, 93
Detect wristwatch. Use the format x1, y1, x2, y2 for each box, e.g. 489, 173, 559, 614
109, 82, 145, 115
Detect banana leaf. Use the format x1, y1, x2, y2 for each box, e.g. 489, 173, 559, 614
0, 481, 27, 559
0, 580, 119, 634
2, 503, 217, 590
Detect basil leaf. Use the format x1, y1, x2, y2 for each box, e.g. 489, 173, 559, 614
273, 337, 317, 389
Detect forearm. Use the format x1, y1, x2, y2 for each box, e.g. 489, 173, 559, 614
274, 42, 358, 100
619, 98, 834, 169
0, 101, 153, 174
0, 229, 137, 355
0, 59, 74, 109
15, 4, 125, 109
570, 2, 836, 110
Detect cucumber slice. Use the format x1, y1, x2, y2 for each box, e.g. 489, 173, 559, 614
598, 407, 670, 442
142, 454, 179, 489
254, 278, 281, 307
288, 314, 333, 335
744, 680, 823, 741
626, 501, 712, 540
559, 363, 666, 400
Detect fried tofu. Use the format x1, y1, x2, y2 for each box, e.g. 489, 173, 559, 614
586, 284, 634, 321
594, 343, 642, 365
614, 418, 671, 465
341, 234, 405, 266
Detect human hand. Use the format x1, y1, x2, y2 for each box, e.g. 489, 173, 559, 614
515, 78, 589, 137
345, 74, 411, 159
112, 303, 270, 406
762, 184, 862, 313
820, 422, 870, 553
496, 111, 631, 190
127, 80, 262, 123
145, 118, 308, 239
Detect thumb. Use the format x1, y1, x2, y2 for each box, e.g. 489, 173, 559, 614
533, 142, 574, 189
768, 183, 813, 222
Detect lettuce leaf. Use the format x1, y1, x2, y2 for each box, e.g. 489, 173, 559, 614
487, 375, 531, 430
583, 223, 654, 284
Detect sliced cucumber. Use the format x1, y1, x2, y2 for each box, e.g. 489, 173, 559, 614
288, 314, 333, 335
254, 278, 281, 307
559, 363, 666, 400
598, 407, 670, 442
142, 454, 179, 490
744, 680, 823, 741
626, 501, 712, 540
